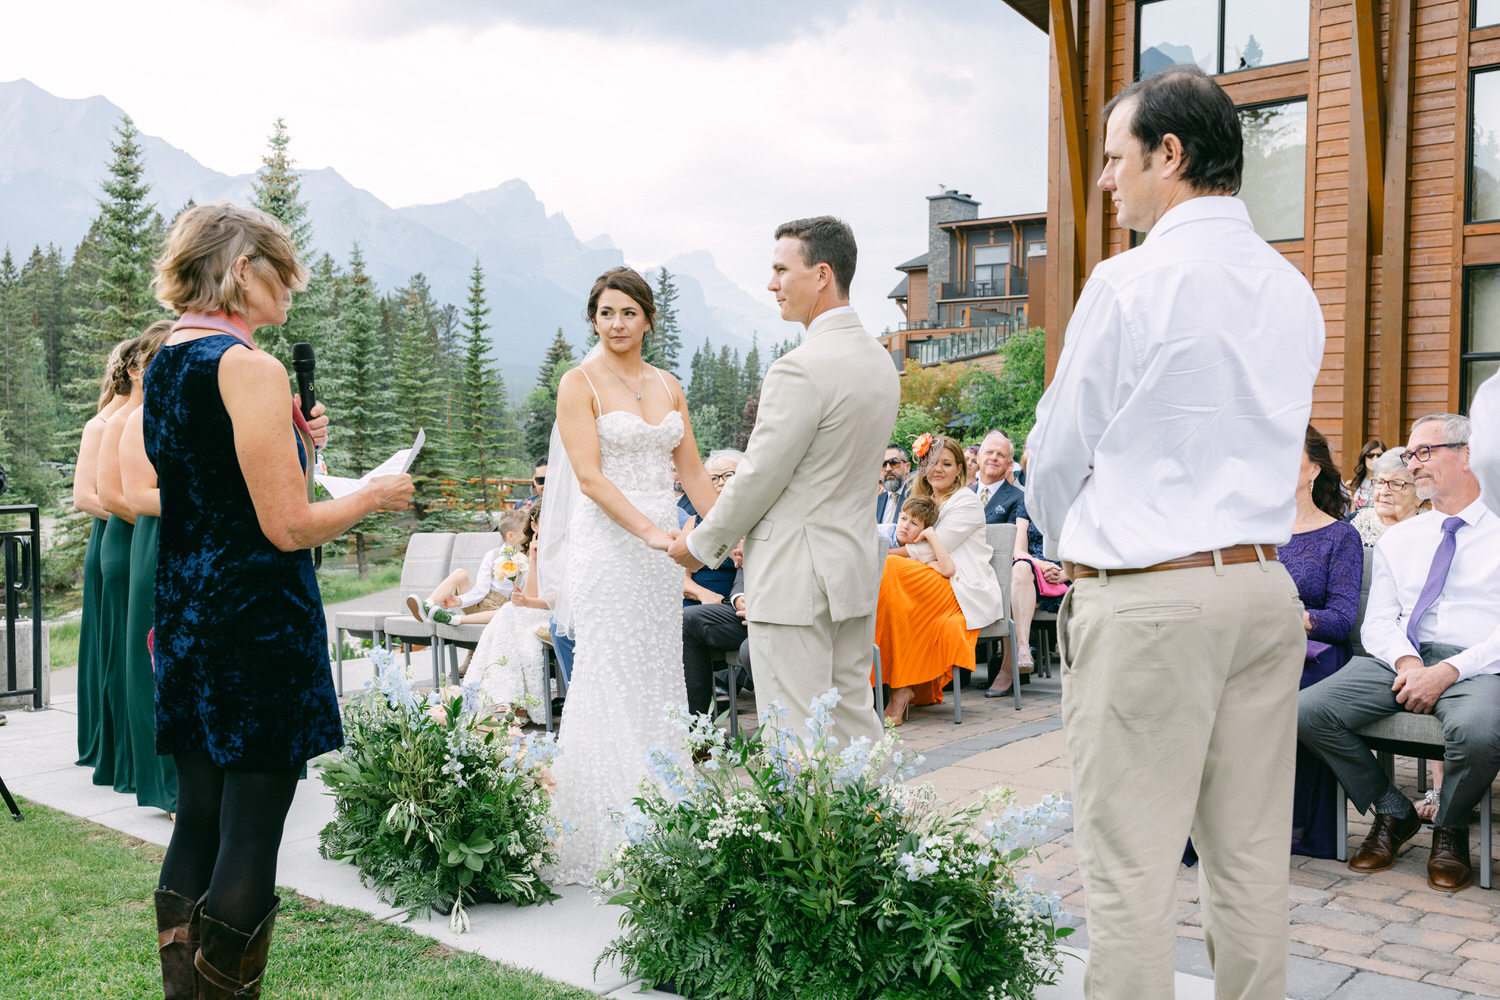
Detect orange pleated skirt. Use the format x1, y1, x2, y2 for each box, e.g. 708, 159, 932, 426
874, 554, 978, 706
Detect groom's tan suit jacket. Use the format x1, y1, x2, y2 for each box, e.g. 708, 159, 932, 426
692, 309, 899, 737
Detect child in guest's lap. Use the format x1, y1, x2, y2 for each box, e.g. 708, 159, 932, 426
891, 495, 954, 578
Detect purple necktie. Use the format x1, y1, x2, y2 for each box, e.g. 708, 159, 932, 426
1406, 515, 1465, 649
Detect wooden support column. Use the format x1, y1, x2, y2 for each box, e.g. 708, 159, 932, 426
1083, 0, 1111, 276
1378, 0, 1415, 444
1342, 0, 1384, 469
1046, 0, 1087, 379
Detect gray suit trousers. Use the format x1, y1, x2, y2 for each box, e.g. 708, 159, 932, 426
1297, 644, 1500, 829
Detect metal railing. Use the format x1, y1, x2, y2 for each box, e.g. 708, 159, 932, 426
911, 327, 1014, 366
898, 320, 936, 331
2, 505, 43, 711
940, 266, 1028, 301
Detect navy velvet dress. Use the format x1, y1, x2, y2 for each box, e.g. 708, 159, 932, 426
143, 335, 342, 770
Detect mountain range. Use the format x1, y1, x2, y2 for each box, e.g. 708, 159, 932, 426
0, 78, 800, 396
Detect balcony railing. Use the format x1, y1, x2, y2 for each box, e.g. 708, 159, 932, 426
940, 265, 1028, 300
898, 320, 935, 331
910, 326, 1013, 366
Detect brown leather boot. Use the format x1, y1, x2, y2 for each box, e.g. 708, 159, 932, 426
194, 898, 279, 1000
154, 890, 202, 1000
1348, 808, 1421, 873
1428, 826, 1474, 893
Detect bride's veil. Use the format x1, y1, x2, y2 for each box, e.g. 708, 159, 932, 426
535, 343, 601, 638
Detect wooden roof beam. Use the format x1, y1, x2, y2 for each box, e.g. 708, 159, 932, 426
1352, 0, 1386, 246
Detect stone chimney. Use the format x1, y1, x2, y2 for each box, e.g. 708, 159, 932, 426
926, 188, 979, 326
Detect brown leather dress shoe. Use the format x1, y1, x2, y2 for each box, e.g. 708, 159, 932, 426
1427, 826, 1473, 893
1348, 808, 1421, 873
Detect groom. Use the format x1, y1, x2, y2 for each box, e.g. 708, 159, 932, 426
669, 216, 899, 747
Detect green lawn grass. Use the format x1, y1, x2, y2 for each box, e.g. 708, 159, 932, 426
0, 799, 595, 1000
315, 563, 403, 606
47, 619, 81, 671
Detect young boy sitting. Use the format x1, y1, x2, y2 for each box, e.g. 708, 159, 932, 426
890, 494, 955, 578
408, 508, 531, 626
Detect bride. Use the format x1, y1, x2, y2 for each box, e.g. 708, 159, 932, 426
538, 266, 718, 885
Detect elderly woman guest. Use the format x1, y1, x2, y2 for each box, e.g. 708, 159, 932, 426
1285, 425, 1364, 857
145, 203, 412, 999
876, 434, 1004, 724
681, 449, 743, 605
74, 339, 138, 775
1350, 449, 1423, 548
1345, 438, 1387, 513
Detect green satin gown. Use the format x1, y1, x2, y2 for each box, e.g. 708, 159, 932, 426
126, 514, 175, 812
75, 516, 108, 768
93, 514, 134, 793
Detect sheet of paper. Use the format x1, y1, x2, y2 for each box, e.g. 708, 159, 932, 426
316, 429, 423, 499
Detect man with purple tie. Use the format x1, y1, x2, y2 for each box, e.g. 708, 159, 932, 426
1298, 412, 1500, 892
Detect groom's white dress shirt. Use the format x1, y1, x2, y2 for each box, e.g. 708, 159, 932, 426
1027, 197, 1325, 568
1362, 499, 1500, 679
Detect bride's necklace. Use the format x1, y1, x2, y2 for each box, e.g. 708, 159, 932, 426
601, 358, 648, 402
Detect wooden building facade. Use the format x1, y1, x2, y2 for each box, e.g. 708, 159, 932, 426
1004, 0, 1500, 468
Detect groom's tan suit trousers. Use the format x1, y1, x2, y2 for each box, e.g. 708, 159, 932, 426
691, 310, 899, 748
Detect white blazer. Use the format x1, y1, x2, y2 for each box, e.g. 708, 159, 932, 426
926, 488, 1005, 630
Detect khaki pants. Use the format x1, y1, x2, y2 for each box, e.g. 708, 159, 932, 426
1060, 558, 1304, 1000
749, 601, 883, 751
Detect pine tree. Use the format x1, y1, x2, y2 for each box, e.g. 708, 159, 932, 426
65, 115, 166, 418
456, 260, 513, 513
21, 245, 70, 393
392, 275, 455, 524
735, 391, 760, 451
522, 327, 576, 464
537, 328, 576, 390
324, 244, 391, 577
0, 249, 59, 502
650, 268, 683, 376
742, 334, 763, 401
251, 118, 313, 363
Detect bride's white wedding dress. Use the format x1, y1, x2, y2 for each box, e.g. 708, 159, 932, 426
545, 408, 688, 885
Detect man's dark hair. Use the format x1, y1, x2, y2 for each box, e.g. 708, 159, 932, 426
1103, 65, 1242, 195
774, 216, 857, 298
885, 443, 909, 462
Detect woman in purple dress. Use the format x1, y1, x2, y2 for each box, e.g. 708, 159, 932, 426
1285, 425, 1363, 857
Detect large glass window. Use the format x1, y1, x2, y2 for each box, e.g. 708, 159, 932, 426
972, 245, 1011, 295
1138, 0, 1309, 77
1477, 0, 1500, 30
1238, 99, 1308, 242
1464, 267, 1500, 411
1469, 68, 1500, 222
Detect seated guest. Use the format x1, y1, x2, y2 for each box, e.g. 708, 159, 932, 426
875, 443, 910, 536
1346, 438, 1387, 514
963, 445, 980, 488
471, 505, 554, 719
1298, 413, 1500, 892
1351, 450, 1423, 548
408, 508, 528, 625
521, 461, 546, 507
893, 495, 954, 577
682, 451, 742, 604
987, 489, 1068, 698
972, 430, 1024, 524
1285, 426, 1364, 858
876, 434, 1004, 724
683, 563, 752, 716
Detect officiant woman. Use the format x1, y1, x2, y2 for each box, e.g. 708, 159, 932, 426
144, 202, 412, 1000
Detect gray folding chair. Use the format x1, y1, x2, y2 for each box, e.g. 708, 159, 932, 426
331, 532, 455, 694
977, 524, 1022, 711
385, 531, 501, 690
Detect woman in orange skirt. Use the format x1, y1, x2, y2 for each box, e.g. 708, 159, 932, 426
877, 434, 1004, 724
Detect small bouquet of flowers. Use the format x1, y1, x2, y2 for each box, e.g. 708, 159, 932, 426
599, 692, 1074, 998
318, 648, 563, 931
497, 543, 528, 587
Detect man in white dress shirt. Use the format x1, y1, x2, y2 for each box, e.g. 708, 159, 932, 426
1026, 67, 1323, 1000
1471, 376, 1500, 514
1299, 413, 1500, 893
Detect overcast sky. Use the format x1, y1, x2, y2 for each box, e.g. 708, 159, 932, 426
2, 0, 1049, 330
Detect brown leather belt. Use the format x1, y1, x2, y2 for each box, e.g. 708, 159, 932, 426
1069, 544, 1277, 580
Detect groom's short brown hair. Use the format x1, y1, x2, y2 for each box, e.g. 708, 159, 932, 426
774, 216, 857, 298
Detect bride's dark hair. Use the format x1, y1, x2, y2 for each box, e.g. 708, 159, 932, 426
586, 267, 656, 331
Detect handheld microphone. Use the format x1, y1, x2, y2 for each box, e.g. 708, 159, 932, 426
291, 342, 316, 424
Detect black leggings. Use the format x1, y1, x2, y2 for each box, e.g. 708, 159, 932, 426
158, 751, 300, 932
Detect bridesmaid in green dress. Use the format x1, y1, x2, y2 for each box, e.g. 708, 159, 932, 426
120, 400, 177, 814
93, 324, 172, 794
74, 341, 137, 774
